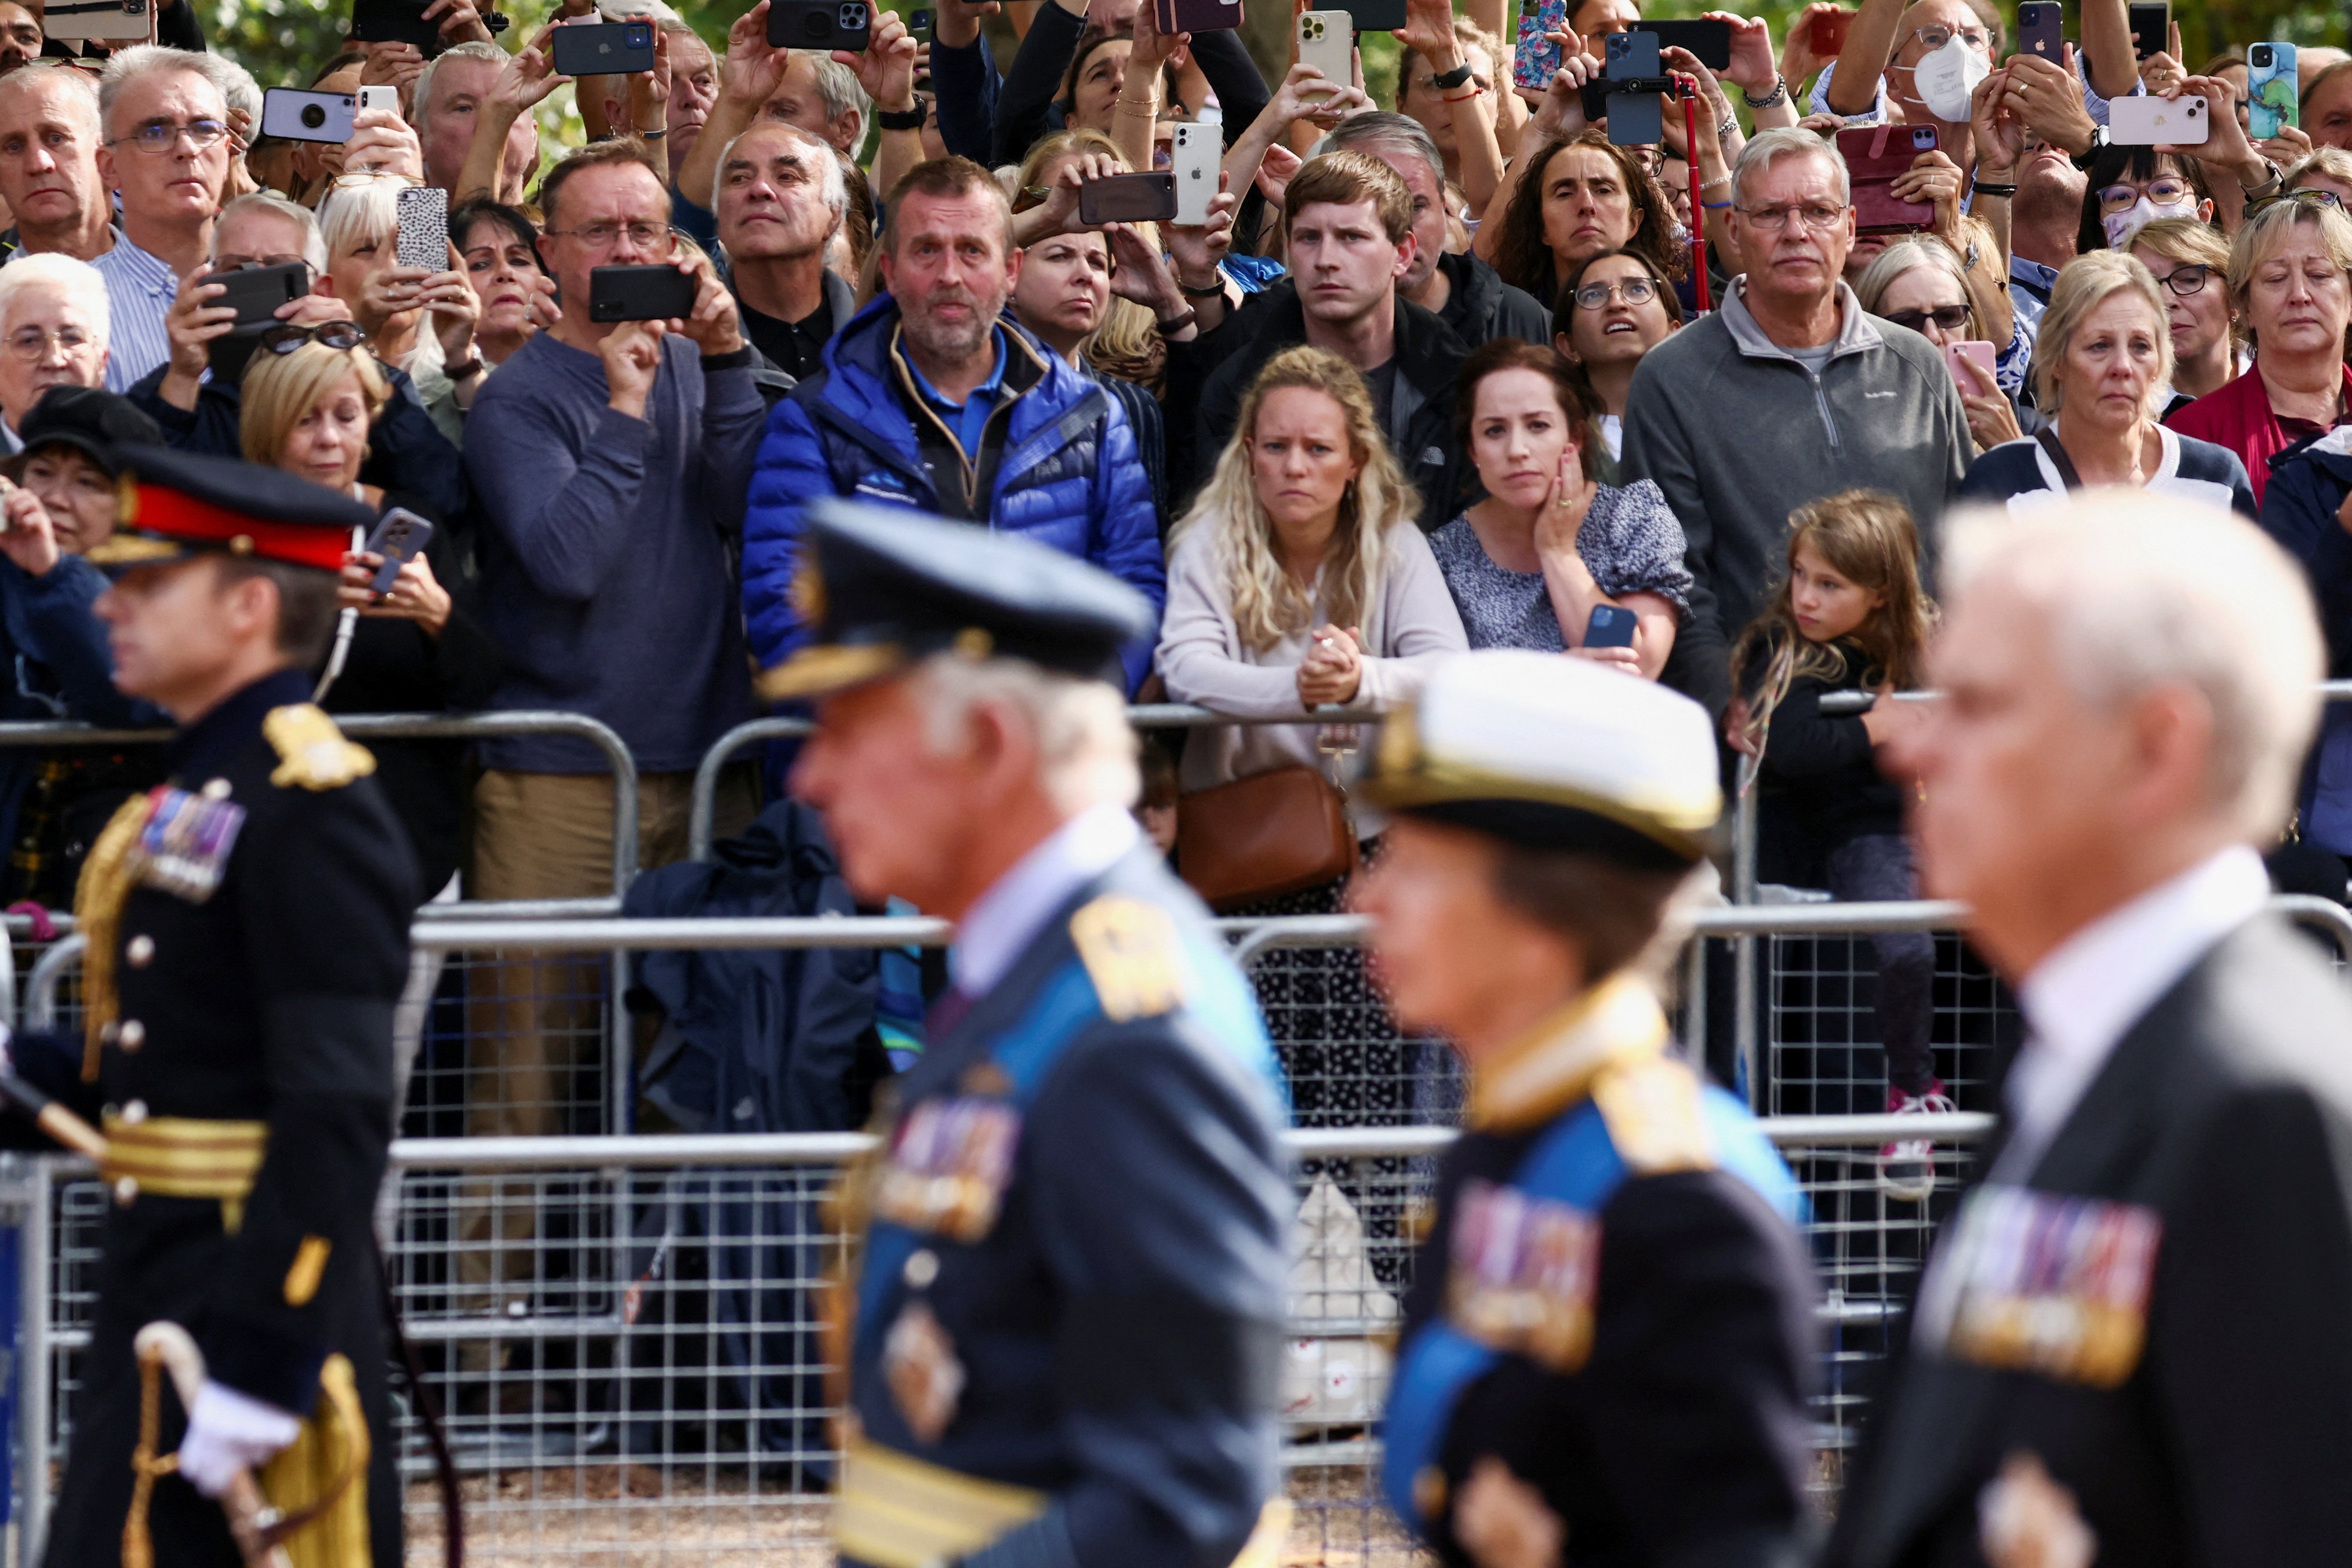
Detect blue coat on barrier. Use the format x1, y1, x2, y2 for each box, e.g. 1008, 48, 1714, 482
740, 296, 1164, 691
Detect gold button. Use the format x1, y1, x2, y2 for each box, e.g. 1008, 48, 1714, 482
903, 1249, 939, 1289
126, 935, 154, 968
112, 1177, 137, 1206
118, 1020, 145, 1051
121, 1100, 147, 1126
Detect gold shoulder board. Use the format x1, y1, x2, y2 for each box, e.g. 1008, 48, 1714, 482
1591, 1056, 1715, 1176
1069, 896, 1185, 1022
264, 704, 377, 792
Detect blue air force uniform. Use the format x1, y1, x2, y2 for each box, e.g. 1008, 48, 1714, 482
1362, 652, 1822, 1568
759, 504, 1293, 1568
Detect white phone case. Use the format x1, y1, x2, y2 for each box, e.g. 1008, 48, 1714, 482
1296, 10, 1354, 93
395, 186, 450, 273
356, 85, 400, 117
1172, 122, 1218, 225
2108, 93, 2208, 145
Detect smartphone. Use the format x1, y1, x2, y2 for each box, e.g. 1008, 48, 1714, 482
44, 0, 150, 43
395, 185, 449, 272
2109, 92, 2206, 144
209, 261, 310, 327
1839, 122, 1938, 232
1078, 171, 1177, 224
1601, 32, 1665, 145
1943, 339, 1996, 392
1154, 0, 1241, 31
768, 0, 873, 49
260, 87, 354, 144
2017, 1, 2061, 63
1807, 8, 1851, 56
553, 20, 656, 75
365, 508, 435, 595
1513, 0, 1569, 93
348, 0, 443, 53
2127, 0, 2166, 59
1604, 29, 1661, 78
1585, 604, 1639, 649
356, 84, 399, 117
906, 6, 931, 39
2249, 42, 2299, 139
1171, 121, 1219, 225
589, 263, 697, 322
1630, 18, 1730, 70
1297, 11, 1355, 92
1339, 0, 1406, 29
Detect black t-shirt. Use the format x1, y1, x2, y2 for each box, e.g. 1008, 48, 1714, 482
738, 290, 835, 382
1365, 356, 1400, 432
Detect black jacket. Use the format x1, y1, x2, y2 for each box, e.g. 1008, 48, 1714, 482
1828, 916, 2352, 1568
1750, 646, 1906, 885
1182, 283, 1471, 529
1432, 250, 1551, 350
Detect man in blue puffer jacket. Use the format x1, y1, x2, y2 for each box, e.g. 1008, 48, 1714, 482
742, 157, 1162, 692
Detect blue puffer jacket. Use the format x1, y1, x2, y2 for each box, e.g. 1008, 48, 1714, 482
742, 294, 1164, 690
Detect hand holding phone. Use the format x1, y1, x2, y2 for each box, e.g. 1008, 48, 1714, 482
1943, 339, 1996, 393
1584, 603, 1640, 649
363, 509, 435, 595
1512, 0, 1569, 94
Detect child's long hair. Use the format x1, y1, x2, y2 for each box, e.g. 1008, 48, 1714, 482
1730, 490, 1936, 755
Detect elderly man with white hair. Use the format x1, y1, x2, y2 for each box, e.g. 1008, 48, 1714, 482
0, 252, 107, 451
1828, 493, 2352, 1568
712, 119, 849, 382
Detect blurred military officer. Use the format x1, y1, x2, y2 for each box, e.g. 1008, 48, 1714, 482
1358, 651, 1819, 1568
769, 502, 1293, 1568
32, 448, 418, 1568
1828, 496, 2352, 1567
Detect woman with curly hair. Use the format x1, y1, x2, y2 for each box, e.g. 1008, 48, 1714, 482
1476, 131, 1684, 311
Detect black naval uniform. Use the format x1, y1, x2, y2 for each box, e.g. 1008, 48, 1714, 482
41, 667, 419, 1568
1828, 916, 2352, 1568
834, 847, 1292, 1568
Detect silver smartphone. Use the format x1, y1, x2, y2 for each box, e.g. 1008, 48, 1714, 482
1171, 121, 1219, 225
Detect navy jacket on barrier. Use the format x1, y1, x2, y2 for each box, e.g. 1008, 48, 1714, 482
740, 296, 1164, 691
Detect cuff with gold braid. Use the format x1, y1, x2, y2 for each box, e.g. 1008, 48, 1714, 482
84, 446, 380, 574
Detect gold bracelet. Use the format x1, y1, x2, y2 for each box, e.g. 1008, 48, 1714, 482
1115, 96, 1161, 118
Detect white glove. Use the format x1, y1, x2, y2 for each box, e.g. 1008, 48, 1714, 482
176, 1378, 303, 1498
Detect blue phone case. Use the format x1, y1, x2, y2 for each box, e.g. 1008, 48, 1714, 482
2250, 42, 2297, 140
1585, 605, 1638, 649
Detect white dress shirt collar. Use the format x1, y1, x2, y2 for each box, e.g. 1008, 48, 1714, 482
949, 802, 1142, 997
2001, 846, 2269, 1176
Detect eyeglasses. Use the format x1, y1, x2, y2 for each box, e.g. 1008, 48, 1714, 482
110, 118, 228, 155
4, 326, 94, 361
2150, 262, 2211, 296
1908, 23, 1989, 52
1736, 201, 1848, 232
2095, 176, 2191, 215
1881, 304, 1972, 333
541, 220, 674, 253
1573, 277, 1660, 309
257, 320, 367, 355
2247, 187, 2348, 217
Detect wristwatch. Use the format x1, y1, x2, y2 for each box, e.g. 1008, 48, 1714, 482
877, 96, 926, 132
1178, 275, 1227, 299
1155, 307, 1199, 335
1431, 60, 1475, 90
446, 355, 486, 382
2068, 125, 2109, 172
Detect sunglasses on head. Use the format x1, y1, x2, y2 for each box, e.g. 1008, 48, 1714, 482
258, 321, 367, 355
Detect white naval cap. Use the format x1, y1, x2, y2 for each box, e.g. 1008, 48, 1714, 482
1359, 649, 1723, 867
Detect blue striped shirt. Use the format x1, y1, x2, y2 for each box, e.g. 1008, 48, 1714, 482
93, 234, 178, 393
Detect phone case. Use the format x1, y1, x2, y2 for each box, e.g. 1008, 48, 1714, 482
1606, 89, 1663, 145
396, 187, 449, 272
2018, 1, 2062, 64
2128, 1, 2166, 59
366, 511, 434, 594
1809, 9, 1850, 56
1340, 0, 1406, 31
348, 0, 441, 52
1584, 605, 1638, 648
1839, 123, 1937, 232
767, 0, 872, 49
589, 264, 697, 323
1078, 172, 1177, 225
1171, 122, 1218, 225
260, 88, 355, 144
1943, 340, 1997, 391
2250, 43, 2298, 140
2109, 93, 2206, 144
210, 263, 308, 328
1512, 0, 1568, 93
554, 21, 656, 75
1630, 19, 1729, 70
1154, 0, 1240, 32
1296, 12, 1354, 91
1603, 30, 1661, 77
43, 0, 148, 42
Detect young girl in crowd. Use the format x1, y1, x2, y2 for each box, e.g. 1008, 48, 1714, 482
1731, 490, 1946, 1196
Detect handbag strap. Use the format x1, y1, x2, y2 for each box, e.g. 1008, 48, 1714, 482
2034, 426, 2085, 491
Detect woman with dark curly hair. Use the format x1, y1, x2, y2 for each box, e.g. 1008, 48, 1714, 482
1477, 131, 1683, 311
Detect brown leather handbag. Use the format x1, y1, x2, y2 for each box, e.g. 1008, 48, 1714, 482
1176, 765, 1359, 911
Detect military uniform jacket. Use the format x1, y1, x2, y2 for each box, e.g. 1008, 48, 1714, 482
42, 667, 419, 1568
1384, 977, 1819, 1568
1828, 917, 2352, 1568
837, 848, 1292, 1568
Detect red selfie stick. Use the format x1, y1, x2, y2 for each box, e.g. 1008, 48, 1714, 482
1682, 85, 1709, 312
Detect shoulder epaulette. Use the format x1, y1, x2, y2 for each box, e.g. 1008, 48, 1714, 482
1068, 895, 1184, 1022
263, 704, 376, 791
1591, 1054, 1715, 1176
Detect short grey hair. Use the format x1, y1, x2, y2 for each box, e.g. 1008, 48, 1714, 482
1732, 125, 1849, 208
712, 120, 846, 225
0, 59, 100, 129
315, 173, 401, 259
97, 44, 234, 141
0, 252, 110, 350
1315, 111, 1445, 195
217, 191, 329, 279
914, 654, 1140, 814
801, 54, 870, 144
1944, 494, 2324, 841
413, 40, 507, 141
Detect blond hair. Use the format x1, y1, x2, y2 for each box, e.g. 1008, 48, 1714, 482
2225, 195, 2352, 356
1172, 345, 1419, 652
239, 341, 390, 468
2030, 250, 2173, 417
1015, 129, 1164, 390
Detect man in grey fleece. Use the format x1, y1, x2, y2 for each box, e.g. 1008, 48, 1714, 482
1623, 128, 1970, 718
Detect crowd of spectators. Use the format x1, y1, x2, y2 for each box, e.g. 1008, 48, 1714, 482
6, 0, 2352, 1148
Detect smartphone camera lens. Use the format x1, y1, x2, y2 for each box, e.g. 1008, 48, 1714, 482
841, 2, 864, 23
300, 103, 325, 128
2252, 45, 2270, 66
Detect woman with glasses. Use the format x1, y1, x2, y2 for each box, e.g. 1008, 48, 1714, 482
317, 173, 483, 438
2076, 144, 2212, 253
1479, 132, 1682, 320
1431, 339, 1688, 677
0, 254, 108, 450
2169, 195, 2352, 507
1855, 237, 2024, 452
1959, 252, 2254, 515
1550, 248, 1680, 485
451, 197, 555, 373
2283, 148, 2352, 209
2127, 216, 2242, 414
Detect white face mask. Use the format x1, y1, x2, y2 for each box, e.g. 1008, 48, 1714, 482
1906, 34, 1989, 123
2103, 195, 2198, 250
